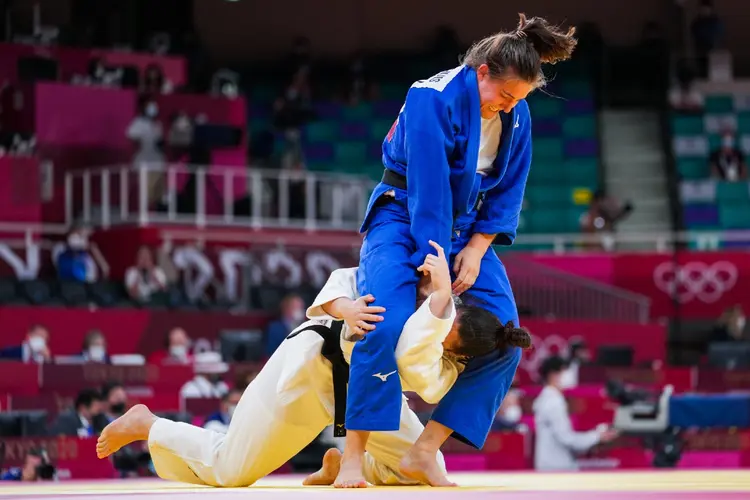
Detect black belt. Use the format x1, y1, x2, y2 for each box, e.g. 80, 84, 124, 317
287, 321, 348, 437
381, 168, 486, 213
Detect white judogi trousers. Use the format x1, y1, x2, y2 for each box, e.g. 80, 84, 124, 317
148, 328, 442, 487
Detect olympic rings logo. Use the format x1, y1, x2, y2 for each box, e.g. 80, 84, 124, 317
653, 261, 738, 304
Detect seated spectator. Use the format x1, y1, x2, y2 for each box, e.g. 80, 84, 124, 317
54, 224, 106, 283
0, 324, 51, 363
148, 327, 193, 365
580, 189, 634, 249
167, 111, 193, 161
127, 95, 165, 207
80, 330, 110, 364
265, 294, 306, 356
713, 304, 747, 342
141, 63, 172, 95
203, 388, 243, 434
669, 59, 703, 112
125, 246, 168, 304
273, 67, 314, 170
533, 356, 618, 471
1, 448, 47, 481
710, 134, 748, 181
180, 352, 230, 399
492, 387, 523, 431
51, 388, 102, 438
93, 382, 128, 432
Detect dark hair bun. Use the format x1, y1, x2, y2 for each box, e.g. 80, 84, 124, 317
499, 320, 533, 350
517, 13, 577, 64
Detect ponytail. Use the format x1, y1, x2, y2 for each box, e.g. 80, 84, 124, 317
497, 320, 532, 350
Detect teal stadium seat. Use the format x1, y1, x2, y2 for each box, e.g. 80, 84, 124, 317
719, 201, 750, 228
525, 185, 574, 207
716, 181, 750, 203
306, 121, 338, 142
671, 114, 705, 135
370, 119, 394, 140
677, 158, 709, 180
704, 94, 734, 114
737, 111, 750, 134
533, 138, 564, 161
334, 141, 368, 165
528, 98, 563, 118
560, 80, 592, 99
342, 103, 372, 121
562, 116, 597, 138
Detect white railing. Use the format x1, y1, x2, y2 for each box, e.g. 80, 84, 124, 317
501, 254, 651, 323
64, 163, 376, 231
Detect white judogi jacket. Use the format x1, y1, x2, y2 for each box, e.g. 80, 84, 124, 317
303, 267, 463, 404
532, 385, 602, 471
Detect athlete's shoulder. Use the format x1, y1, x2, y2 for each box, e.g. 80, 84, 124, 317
410, 65, 466, 94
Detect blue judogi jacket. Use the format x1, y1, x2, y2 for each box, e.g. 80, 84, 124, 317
360, 65, 533, 267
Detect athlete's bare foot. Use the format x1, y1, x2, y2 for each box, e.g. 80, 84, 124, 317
96, 404, 157, 459
399, 446, 456, 487
303, 448, 342, 486
333, 455, 367, 488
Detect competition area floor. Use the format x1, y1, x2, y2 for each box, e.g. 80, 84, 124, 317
1, 470, 749, 499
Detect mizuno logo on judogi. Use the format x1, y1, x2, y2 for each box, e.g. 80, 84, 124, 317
372, 370, 397, 382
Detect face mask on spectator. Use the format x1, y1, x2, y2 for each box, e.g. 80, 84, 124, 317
290, 308, 305, 324
68, 234, 87, 250
28, 335, 46, 353
723, 136, 735, 149
738, 316, 747, 332
227, 405, 237, 420
504, 405, 522, 424
88, 345, 106, 362
146, 103, 159, 118
110, 402, 126, 415
170, 345, 188, 359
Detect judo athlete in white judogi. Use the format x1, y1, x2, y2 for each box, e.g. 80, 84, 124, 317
96, 242, 530, 487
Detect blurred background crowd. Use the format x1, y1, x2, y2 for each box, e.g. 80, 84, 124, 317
0, 0, 749, 482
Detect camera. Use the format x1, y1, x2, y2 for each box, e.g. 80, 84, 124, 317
605, 379, 683, 468
31, 448, 56, 481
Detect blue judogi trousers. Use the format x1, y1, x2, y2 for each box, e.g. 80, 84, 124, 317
348, 197, 521, 447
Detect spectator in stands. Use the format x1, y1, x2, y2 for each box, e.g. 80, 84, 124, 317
94, 382, 128, 432
55, 224, 106, 283
203, 388, 243, 434
180, 351, 230, 399
80, 330, 110, 364
713, 305, 747, 343
167, 111, 194, 162
491, 387, 523, 431
669, 61, 704, 112
273, 67, 314, 170
51, 388, 102, 438
148, 327, 193, 365
347, 51, 368, 105
265, 293, 306, 356
533, 356, 618, 471
560, 339, 591, 389
579, 189, 634, 249
125, 246, 168, 304
710, 134, 748, 182
0, 324, 51, 363
127, 95, 166, 207
142, 64, 173, 95
691, 0, 724, 76
1, 448, 47, 481
289, 36, 313, 73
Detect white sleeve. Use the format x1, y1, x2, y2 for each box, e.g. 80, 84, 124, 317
124, 267, 139, 288
395, 293, 459, 404
203, 420, 227, 434
306, 267, 359, 320
547, 396, 601, 452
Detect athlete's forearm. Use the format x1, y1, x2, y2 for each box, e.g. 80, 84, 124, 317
320, 297, 355, 320
428, 290, 453, 319
465, 232, 496, 253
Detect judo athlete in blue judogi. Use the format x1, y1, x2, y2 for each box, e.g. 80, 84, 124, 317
335, 15, 577, 487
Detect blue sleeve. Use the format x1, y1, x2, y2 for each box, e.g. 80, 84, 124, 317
473, 104, 532, 244
403, 88, 455, 267
430, 346, 521, 449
